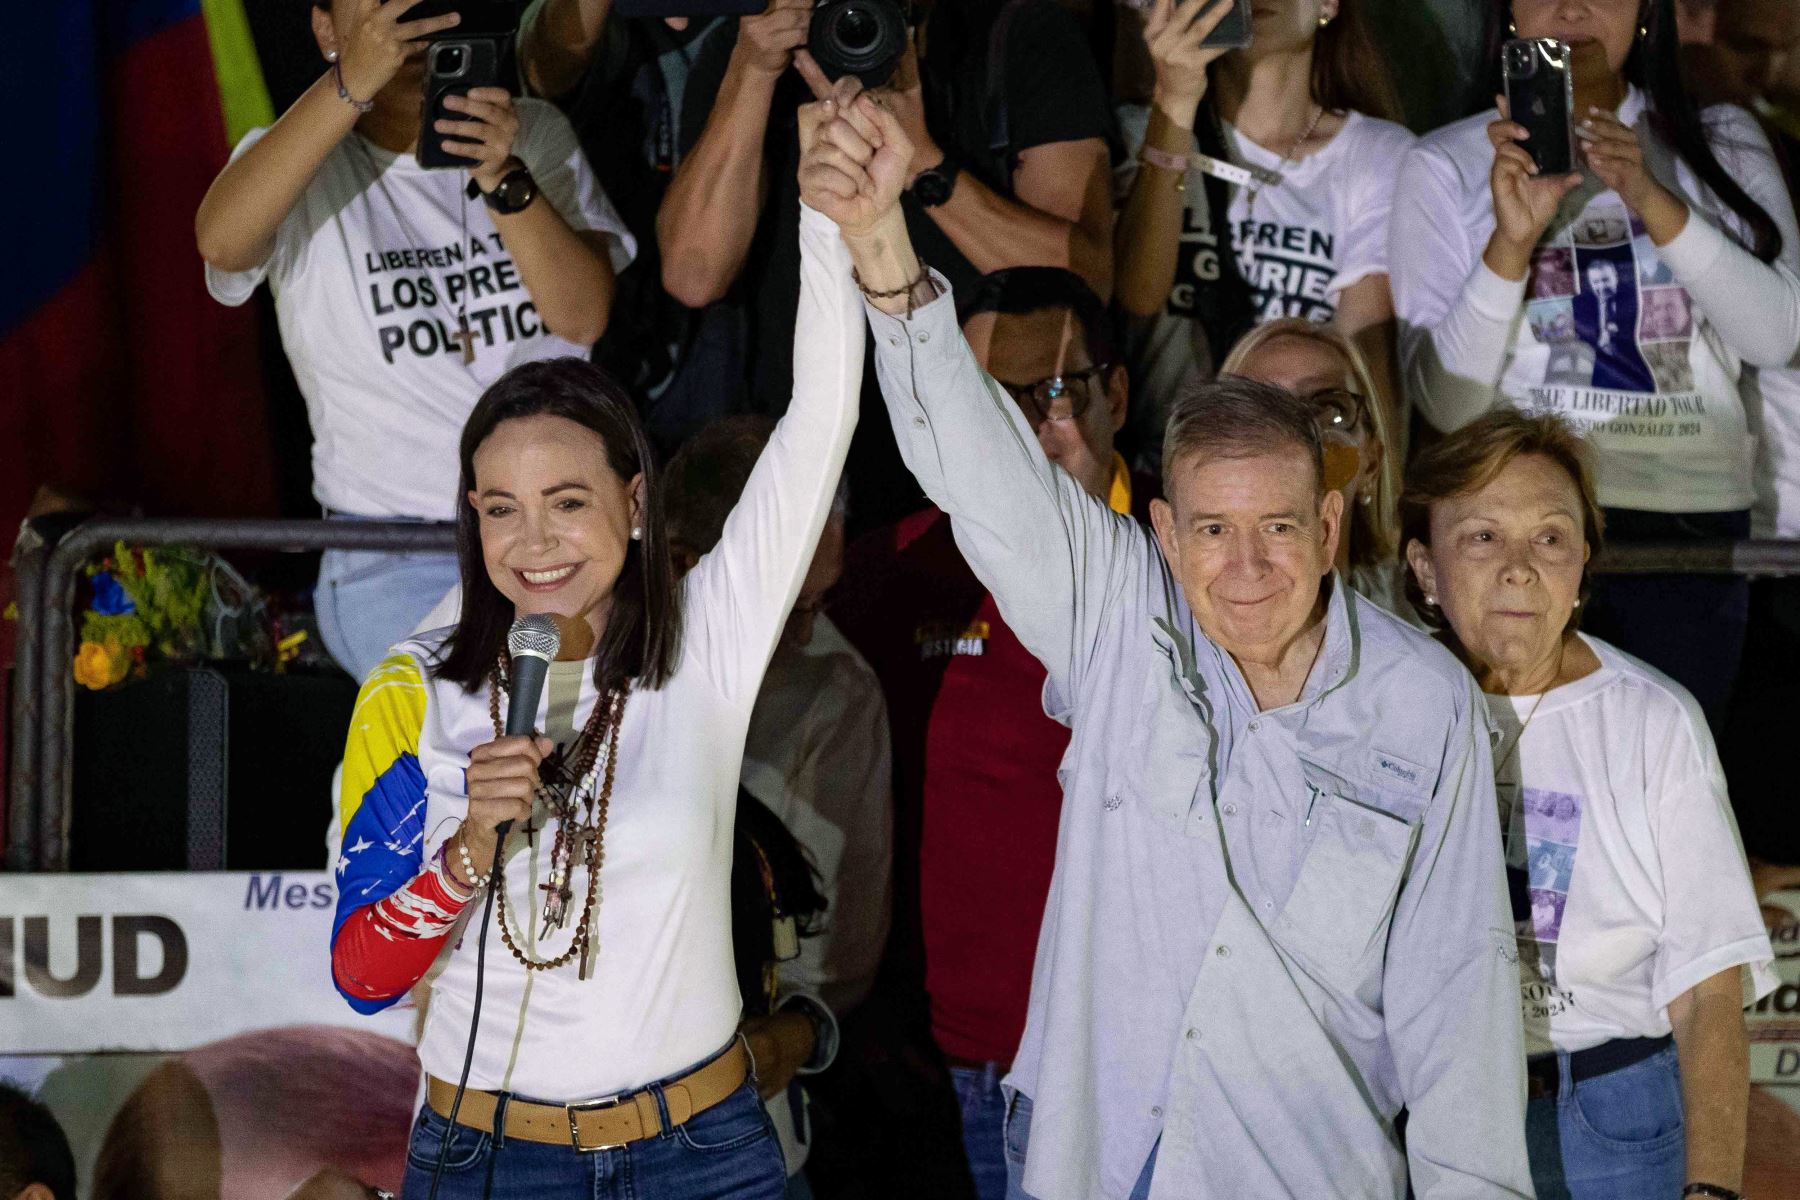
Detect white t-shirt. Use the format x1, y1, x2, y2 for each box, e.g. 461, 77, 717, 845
205, 100, 635, 520
1486, 634, 1775, 1055
1392, 89, 1800, 512
1746, 365, 1800, 536
1114, 106, 1416, 418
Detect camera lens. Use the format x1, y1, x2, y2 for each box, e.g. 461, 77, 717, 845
434, 43, 467, 76
809, 0, 907, 88
837, 7, 879, 52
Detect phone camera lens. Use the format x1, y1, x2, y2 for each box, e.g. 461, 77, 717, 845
434, 44, 467, 76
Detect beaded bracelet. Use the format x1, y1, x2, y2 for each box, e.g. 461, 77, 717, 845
453, 829, 493, 891
431, 839, 475, 901
326, 52, 375, 114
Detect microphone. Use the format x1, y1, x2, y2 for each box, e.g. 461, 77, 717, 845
497, 614, 561, 836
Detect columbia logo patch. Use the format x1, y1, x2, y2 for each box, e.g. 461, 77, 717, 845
1372, 753, 1424, 787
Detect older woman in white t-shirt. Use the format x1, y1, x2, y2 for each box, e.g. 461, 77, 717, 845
1113, 0, 1416, 474
1390, 0, 1800, 728
1401, 408, 1775, 1200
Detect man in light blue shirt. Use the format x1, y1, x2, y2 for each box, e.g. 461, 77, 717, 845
795, 87, 1532, 1200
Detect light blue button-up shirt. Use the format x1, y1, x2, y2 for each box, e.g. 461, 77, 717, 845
858, 270, 1533, 1200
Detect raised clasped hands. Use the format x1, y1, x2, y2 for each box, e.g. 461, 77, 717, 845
794, 61, 914, 239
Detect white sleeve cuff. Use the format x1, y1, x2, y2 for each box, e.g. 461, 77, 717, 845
1464, 260, 1529, 322
777, 990, 840, 1075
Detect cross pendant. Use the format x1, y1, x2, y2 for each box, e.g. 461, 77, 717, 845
449, 316, 476, 365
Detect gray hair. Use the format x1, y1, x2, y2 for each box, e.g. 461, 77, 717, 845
1160, 376, 1325, 496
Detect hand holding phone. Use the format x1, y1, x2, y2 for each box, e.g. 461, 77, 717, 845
333, 0, 463, 103
1143, 0, 1251, 119
1485, 90, 1583, 275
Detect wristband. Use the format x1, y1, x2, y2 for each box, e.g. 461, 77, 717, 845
1139, 144, 1191, 173
1683, 1185, 1746, 1200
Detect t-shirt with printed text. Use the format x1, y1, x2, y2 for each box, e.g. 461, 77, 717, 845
205, 99, 635, 520
1114, 105, 1416, 448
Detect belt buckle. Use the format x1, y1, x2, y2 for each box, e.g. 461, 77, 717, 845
567, 1092, 632, 1152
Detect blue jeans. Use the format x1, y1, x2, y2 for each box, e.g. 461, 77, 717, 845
1002, 1094, 1157, 1200
949, 1064, 1009, 1200
1524, 1043, 1686, 1200
314, 543, 460, 681
399, 1077, 787, 1199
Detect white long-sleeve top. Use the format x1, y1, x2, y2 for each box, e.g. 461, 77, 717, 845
1391, 89, 1800, 512
331, 205, 862, 1100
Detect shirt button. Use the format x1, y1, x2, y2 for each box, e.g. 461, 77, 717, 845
1248, 720, 1260, 732
911, 416, 926, 429
1185, 1027, 1199, 1040
1216, 945, 1231, 958
1151, 1106, 1162, 1119
1222, 803, 1237, 817
1262, 899, 1274, 911
888, 336, 900, 348
917, 331, 931, 344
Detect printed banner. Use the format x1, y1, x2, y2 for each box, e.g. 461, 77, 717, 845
1, 871, 415, 1053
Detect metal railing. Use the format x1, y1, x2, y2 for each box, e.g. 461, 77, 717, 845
7, 518, 1800, 870
8, 518, 456, 872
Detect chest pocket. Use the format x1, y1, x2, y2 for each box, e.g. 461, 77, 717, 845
1122, 627, 1215, 835
1271, 755, 1424, 984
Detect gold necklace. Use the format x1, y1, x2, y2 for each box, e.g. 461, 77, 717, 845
1494, 641, 1567, 769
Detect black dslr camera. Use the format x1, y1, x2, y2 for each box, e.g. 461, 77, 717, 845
614, 0, 910, 87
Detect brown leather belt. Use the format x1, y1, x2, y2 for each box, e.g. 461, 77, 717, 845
426, 1039, 750, 1151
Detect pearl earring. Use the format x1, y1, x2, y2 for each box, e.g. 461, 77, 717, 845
630, 526, 642, 541
1317, 12, 1330, 26
325, 49, 339, 63
1425, 594, 1437, 606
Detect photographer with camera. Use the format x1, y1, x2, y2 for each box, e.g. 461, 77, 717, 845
196, 0, 635, 681
649, 0, 1115, 524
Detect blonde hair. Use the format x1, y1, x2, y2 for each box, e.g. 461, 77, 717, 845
1218, 319, 1399, 566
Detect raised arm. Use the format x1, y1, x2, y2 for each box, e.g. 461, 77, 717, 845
681, 91, 866, 709
1114, 0, 1235, 317
1391, 109, 1582, 433
1381, 678, 1534, 1199
195, 0, 458, 272
1635, 107, 1800, 368
656, 4, 810, 307
811, 87, 1142, 695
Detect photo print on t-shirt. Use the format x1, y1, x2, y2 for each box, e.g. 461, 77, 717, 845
1504, 785, 1583, 1020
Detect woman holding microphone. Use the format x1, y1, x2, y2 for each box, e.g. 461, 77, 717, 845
324, 80, 885, 1198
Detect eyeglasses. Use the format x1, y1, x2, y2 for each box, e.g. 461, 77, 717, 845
995, 364, 1111, 426
1304, 387, 1365, 436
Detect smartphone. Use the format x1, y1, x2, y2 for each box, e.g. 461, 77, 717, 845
419, 35, 510, 170
1123, 0, 1252, 50
1503, 37, 1574, 176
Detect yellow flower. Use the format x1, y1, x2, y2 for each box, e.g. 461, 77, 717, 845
74, 642, 111, 690
73, 640, 132, 690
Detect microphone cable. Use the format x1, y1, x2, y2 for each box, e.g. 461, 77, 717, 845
427, 833, 507, 1200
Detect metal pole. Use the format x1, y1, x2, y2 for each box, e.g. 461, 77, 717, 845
7, 523, 49, 871
37, 518, 456, 870
1596, 539, 1800, 576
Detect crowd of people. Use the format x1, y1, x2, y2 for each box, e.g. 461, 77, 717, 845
170, 0, 1800, 1197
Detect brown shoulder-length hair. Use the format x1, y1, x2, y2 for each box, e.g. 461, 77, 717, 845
1399, 409, 1606, 633
1309, 1, 1404, 122
432, 358, 682, 694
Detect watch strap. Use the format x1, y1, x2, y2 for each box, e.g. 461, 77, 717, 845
909, 154, 962, 208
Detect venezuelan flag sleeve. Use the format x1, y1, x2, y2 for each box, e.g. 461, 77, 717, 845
331, 653, 433, 1013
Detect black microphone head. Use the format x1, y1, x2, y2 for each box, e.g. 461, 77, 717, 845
507, 613, 561, 664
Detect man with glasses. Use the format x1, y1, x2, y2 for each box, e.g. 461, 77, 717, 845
831, 266, 1146, 1200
